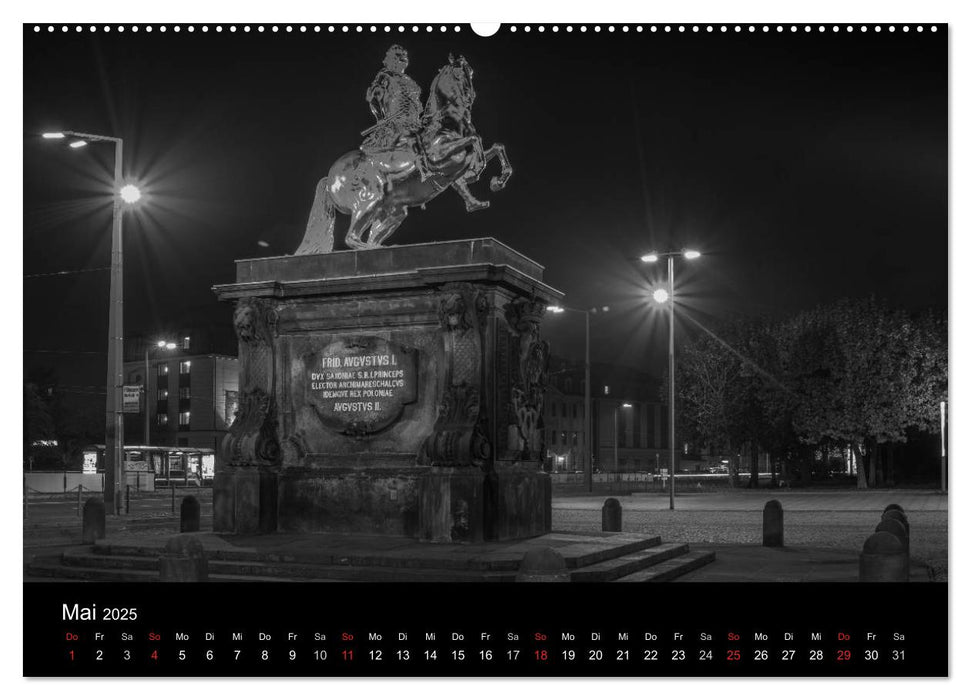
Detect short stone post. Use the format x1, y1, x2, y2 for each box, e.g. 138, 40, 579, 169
875, 517, 909, 556
171, 484, 176, 514
859, 531, 909, 582
883, 503, 904, 515
76, 484, 82, 516
158, 534, 208, 582
602, 498, 622, 532
515, 547, 570, 582
181, 495, 201, 533
881, 509, 910, 536
82, 498, 105, 544
762, 499, 784, 547
125, 485, 131, 515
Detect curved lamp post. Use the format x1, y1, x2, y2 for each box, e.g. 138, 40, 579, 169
42, 130, 141, 515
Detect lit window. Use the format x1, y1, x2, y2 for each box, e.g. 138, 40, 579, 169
180, 387, 191, 399
157, 364, 169, 377
157, 389, 168, 401
180, 360, 191, 374
157, 414, 168, 426
179, 411, 191, 426
182, 336, 191, 350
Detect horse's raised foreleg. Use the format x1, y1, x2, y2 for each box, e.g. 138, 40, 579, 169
483, 142, 512, 192
451, 179, 490, 212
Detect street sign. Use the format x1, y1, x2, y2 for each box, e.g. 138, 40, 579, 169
123, 385, 142, 413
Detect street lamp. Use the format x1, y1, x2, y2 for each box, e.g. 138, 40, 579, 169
42, 129, 139, 515
145, 341, 177, 445
614, 402, 633, 472
546, 304, 600, 492
642, 249, 702, 510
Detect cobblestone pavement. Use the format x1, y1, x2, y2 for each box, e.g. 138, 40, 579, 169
552, 505, 948, 563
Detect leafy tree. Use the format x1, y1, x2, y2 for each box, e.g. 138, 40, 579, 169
780, 298, 946, 488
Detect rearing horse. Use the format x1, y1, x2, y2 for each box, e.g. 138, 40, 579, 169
294, 55, 513, 254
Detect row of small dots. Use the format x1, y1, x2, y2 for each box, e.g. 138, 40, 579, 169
32, 24, 940, 34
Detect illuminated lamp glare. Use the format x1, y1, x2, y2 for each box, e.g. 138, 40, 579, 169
120, 184, 141, 203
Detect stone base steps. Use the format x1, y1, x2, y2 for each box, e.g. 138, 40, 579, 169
615, 551, 717, 582
26, 535, 714, 583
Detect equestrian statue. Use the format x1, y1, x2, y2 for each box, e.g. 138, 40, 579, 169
294, 45, 513, 254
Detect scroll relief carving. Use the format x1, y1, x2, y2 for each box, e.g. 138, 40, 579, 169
503, 298, 550, 462
224, 297, 281, 466
420, 285, 492, 468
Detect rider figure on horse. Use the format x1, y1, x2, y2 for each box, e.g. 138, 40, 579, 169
361, 45, 432, 182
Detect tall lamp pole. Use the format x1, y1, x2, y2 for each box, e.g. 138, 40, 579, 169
641, 249, 701, 510
547, 305, 599, 492
145, 341, 176, 445
42, 131, 141, 515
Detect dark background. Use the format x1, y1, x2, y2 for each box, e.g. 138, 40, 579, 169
23, 25, 947, 393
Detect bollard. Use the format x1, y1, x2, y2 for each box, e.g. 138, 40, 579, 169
602, 498, 622, 532
82, 498, 106, 544
171, 484, 176, 514
881, 509, 909, 536
77, 484, 82, 516
125, 485, 131, 515
859, 531, 908, 582
883, 503, 904, 514
762, 499, 784, 547
875, 517, 909, 555
158, 534, 208, 582
23, 475, 28, 519
515, 547, 571, 582
181, 495, 201, 533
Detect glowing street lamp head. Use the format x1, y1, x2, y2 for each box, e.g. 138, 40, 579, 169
119, 184, 142, 204
165, 342, 177, 350
546, 305, 565, 313
69, 140, 87, 149
640, 253, 659, 263
156, 340, 167, 348
652, 288, 670, 304
621, 402, 633, 409
683, 250, 701, 260
42, 132, 65, 139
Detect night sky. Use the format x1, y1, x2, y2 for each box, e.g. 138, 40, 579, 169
23, 25, 947, 392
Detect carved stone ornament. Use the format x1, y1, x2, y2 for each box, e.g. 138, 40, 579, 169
503, 297, 550, 461
420, 285, 492, 467
223, 387, 281, 467
233, 297, 279, 346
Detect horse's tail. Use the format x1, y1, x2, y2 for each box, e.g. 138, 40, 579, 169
294, 178, 336, 255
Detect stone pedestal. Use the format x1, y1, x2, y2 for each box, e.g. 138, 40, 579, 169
213, 238, 561, 542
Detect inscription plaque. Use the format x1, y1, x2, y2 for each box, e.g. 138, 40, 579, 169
306, 337, 418, 436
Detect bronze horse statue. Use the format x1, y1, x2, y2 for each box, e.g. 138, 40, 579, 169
294, 55, 512, 254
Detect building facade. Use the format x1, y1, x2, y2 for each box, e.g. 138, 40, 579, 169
543, 358, 671, 473
122, 332, 239, 451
